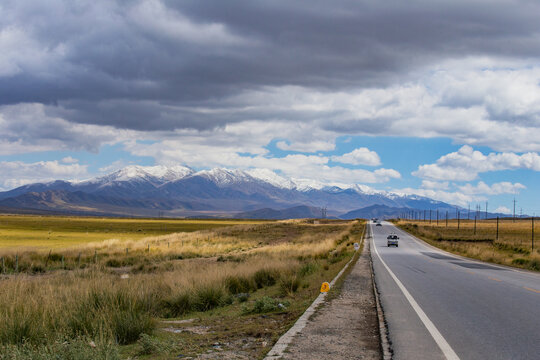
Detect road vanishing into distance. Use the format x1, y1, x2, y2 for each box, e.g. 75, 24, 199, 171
370, 221, 540, 360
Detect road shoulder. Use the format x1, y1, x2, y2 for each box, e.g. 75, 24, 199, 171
278, 239, 381, 359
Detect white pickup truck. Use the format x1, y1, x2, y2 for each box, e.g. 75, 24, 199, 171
387, 234, 399, 247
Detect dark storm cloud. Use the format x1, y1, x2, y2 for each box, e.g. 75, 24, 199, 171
1, 0, 540, 131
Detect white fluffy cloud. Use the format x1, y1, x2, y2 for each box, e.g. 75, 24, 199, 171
0, 160, 88, 190
128, 0, 249, 46
124, 133, 400, 185
458, 181, 526, 195
421, 180, 450, 190
494, 206, 512, 214
394, 180, 525, 207
331, 147, 381, 166
413, 145, 540, 181
0, 103, 130, 155
393, 187, 477, 207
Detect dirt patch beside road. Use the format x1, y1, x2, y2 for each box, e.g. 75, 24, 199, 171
280, 240, 381, 359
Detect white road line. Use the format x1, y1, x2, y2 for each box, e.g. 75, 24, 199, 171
371, 224, 460, 360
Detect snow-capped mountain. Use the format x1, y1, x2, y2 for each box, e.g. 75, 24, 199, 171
82, 165, 193, 186
0, 165, 462, 218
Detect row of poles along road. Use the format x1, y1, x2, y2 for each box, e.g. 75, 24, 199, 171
398, 209, 535, 252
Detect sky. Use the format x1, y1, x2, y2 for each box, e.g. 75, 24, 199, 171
1, 0, 540, 214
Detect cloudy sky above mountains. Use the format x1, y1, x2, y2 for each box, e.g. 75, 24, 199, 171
1, 0, 540, 213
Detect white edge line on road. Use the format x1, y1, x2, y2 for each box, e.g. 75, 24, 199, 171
371, 223, 461, 360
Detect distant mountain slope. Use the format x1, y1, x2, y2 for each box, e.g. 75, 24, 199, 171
340, 204, 412, 220
0, 190, 209, 217
235, 205, 326, 219
0, 165, 462, 217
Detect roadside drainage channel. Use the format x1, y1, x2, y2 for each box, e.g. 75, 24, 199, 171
264, 226, 365, 360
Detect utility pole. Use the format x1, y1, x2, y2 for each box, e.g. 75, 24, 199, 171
457, 211, 460, 231
513, 198, 516, 222
468, 204, 470, 220
496, 216, 499, 240
446, 211, 448, 228
485, 201, 488, 220
437, 209, 439, 226
533, 216, 535, 252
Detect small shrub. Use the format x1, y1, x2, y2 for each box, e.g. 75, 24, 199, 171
162, 292, 192, 317
31, 264, 46, 274
243, 297, 289, 314
225, 276, 255, 294
279, 274, 300, 296
193, 285, 226, 312
253, 269, 277, 289
0, 308, 42, 345
298, 262, 318, 277
0, 338, 120, 360
66, 288, 155, 345
328, 250, 346, 264
512, 258, 529, 266
236, 293, 250, 303
105, 259, 122, 268
49, 253, 63, 262
137, 333, 176, 355
528, 259, 540, 271
112, 309, 154, 344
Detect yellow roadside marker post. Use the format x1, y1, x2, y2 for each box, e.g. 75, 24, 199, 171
320, 282, 330, 293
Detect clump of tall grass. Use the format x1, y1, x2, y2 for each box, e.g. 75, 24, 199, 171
0, 338, 120, 360
242, 297, 289, 314
225, 275, 255, 294
137, 333, 180, 356
279, 273, 301, 296
253, 268, 278, 288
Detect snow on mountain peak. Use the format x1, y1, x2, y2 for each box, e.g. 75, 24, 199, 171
86, 165, 193, 185
246, 169, 296, 189
291, 178, 327, 191
196, 168, 252, 186
143, 165, 193, 181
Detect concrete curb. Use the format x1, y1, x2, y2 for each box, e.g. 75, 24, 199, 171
264, 225, 365, 360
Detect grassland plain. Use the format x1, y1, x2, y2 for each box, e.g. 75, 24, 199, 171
394, 219, 540, 271
0, 214, 264, 250
0, 217, 364, 359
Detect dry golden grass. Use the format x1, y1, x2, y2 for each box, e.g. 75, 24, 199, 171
0, 219, 363, 359
0, 214, 263, 250
395, 219, 540, 271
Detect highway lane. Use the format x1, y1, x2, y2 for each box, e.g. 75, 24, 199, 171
370, 221, 540, 360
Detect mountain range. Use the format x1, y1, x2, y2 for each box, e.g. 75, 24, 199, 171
0, 165, 466, 219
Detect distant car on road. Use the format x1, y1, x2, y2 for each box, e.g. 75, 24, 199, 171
387, 234, 399, 247
376, 223, 382, 226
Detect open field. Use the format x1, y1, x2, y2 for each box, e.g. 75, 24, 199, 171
0, 214, 264, 250
0, 217, 364, 359
394, 218, 539, 271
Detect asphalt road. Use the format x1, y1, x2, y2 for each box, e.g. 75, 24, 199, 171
370, 221, 540, 360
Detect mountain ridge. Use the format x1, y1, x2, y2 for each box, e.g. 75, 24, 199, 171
0, 165, 462, 218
